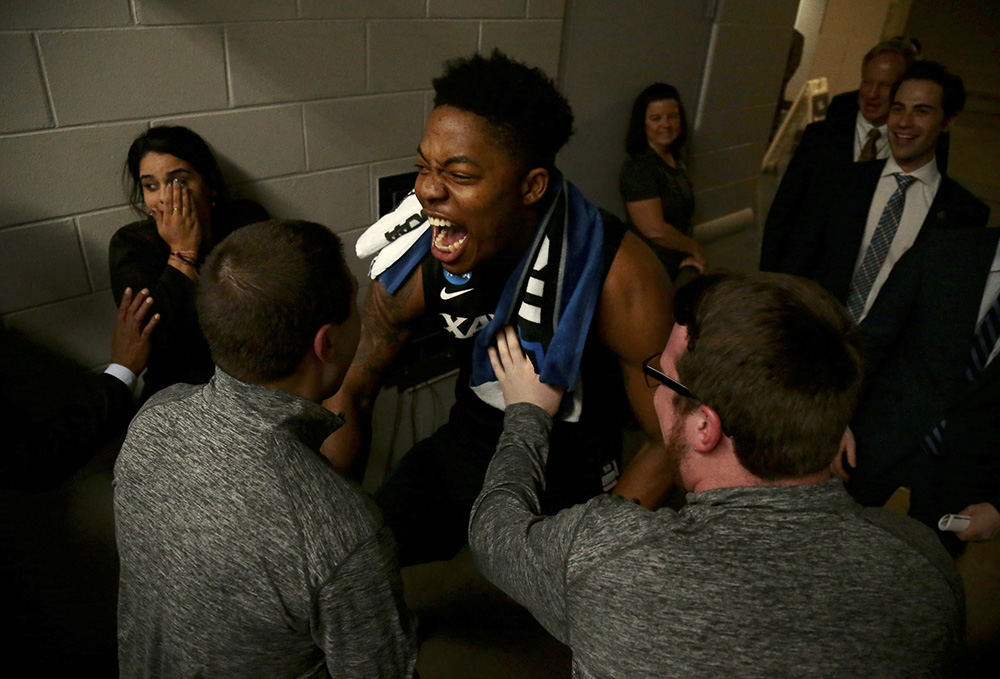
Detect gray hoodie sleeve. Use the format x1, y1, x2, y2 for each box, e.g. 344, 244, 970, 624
468, 402, 591, 643
314, 522, 417, 678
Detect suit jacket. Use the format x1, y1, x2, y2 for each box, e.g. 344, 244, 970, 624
824, 90, 860, 124
851, 227, 1000, 530
761, 91, 952, 271
1, 329, 136, 490
760, 108, 856, 270
776, 159, 989, 304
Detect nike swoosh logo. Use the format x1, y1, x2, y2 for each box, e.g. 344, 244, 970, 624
440, 287, 474, 301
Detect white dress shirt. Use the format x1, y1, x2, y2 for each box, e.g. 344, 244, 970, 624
854, 155, 941, 320
104, 362, 138, 391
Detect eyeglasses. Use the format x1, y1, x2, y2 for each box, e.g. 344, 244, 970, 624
643, 352, 732, 437
642, 353, 695, 398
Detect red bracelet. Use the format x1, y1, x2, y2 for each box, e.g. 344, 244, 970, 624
169, 250, 198, 266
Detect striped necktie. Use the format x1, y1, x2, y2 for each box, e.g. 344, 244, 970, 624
923, 290, 1000, 456
966, 290, 1000, 381
846, 173, 917, 321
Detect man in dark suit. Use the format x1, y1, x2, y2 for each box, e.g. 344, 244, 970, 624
2, 287, 159, 490
775, 61, 988, 321
760, 38, 919, 270
843, 226, 1000, 554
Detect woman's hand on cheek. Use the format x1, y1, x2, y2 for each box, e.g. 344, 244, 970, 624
156, 179, 203, 253
487, 325, 565, 416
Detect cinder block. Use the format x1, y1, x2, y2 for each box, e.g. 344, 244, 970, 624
0, 0, 131, 29
0, 220, 91, 314
157, 106, 305, 182
527, 0, 565, 18
228, 22, 365, 106
369, 21, 478, 92
0, 34, 51, 133
700, 24, 789, 112
135, 0, 296, 24
715, 0, 798, 27
3, 291, 116, 369
0, 122, 146, 229
480, 20, 562, 77
370, 157, 422, 221
339, 224, 377, 287
40, 28, 227, 125
702, 220, 760, 273
78, 207, 135, 292
690, 142, 766, 189
694, 104, 774, 154
692, 178, 756, 224
305, 93, 424, 170
429, 0, 525, 18
300, 0, 425, 18
244, 167, 369, 235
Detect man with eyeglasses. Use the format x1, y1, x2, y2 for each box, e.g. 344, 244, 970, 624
469, 272, 962, 677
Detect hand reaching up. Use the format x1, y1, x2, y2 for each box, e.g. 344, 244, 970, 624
111, 287, 160, 375
487, 326, 564, 416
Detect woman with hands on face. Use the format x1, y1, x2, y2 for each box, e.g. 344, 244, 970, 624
487, 326, 565, 417
110, 126, 268, 400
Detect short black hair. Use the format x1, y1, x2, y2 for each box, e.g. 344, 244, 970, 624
891, 60, 966, 119
624, 82, 688, 156
124, 125, 227, 216
196, 219, 353, 384
433, 49, 574, 171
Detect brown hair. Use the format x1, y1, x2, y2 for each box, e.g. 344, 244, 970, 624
891, 60, 966, 119
672, 273, 862, 480
625, 82, 688, 157
196, 219, 352, 383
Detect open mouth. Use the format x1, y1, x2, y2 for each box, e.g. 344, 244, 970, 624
429, 215, 469, 258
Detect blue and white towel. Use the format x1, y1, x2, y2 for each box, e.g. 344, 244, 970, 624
357, 173, 606, 418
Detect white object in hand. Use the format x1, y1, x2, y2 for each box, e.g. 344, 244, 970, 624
937, 514, 971, 532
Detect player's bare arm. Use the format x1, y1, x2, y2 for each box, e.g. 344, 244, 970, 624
321, 266, 426, 478
597, 231, 676, 508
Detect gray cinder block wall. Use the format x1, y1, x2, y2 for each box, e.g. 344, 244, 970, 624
1, 0, 794, 374
0, 0, 566, 368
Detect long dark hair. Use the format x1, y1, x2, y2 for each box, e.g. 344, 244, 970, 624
625, 83, 688, 157
124, 126, 227, 215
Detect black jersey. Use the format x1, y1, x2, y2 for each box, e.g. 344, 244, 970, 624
419, 212, 629, 506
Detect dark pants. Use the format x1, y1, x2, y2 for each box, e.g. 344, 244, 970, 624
848, 452, 963, 555
375, 405, 618, 567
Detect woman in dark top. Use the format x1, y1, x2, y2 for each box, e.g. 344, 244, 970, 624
110, 126, 267, 399
619, 83, 704, 280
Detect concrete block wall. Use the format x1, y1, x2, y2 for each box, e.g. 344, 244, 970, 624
689, 0, 799, 227
0, 0, 565, 369
557, 0, 796, 274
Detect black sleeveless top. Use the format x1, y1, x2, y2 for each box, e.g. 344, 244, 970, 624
420, 211, 629, 508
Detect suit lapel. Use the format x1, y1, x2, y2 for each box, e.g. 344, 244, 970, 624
921, 176, 951, 231
950, 227, 1000, 400
834, 119, 855, 164
844, 161, 885, 252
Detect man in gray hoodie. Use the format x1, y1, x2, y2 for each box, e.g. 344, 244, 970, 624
114, 219, 415, 678
471, 271, 963, 678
